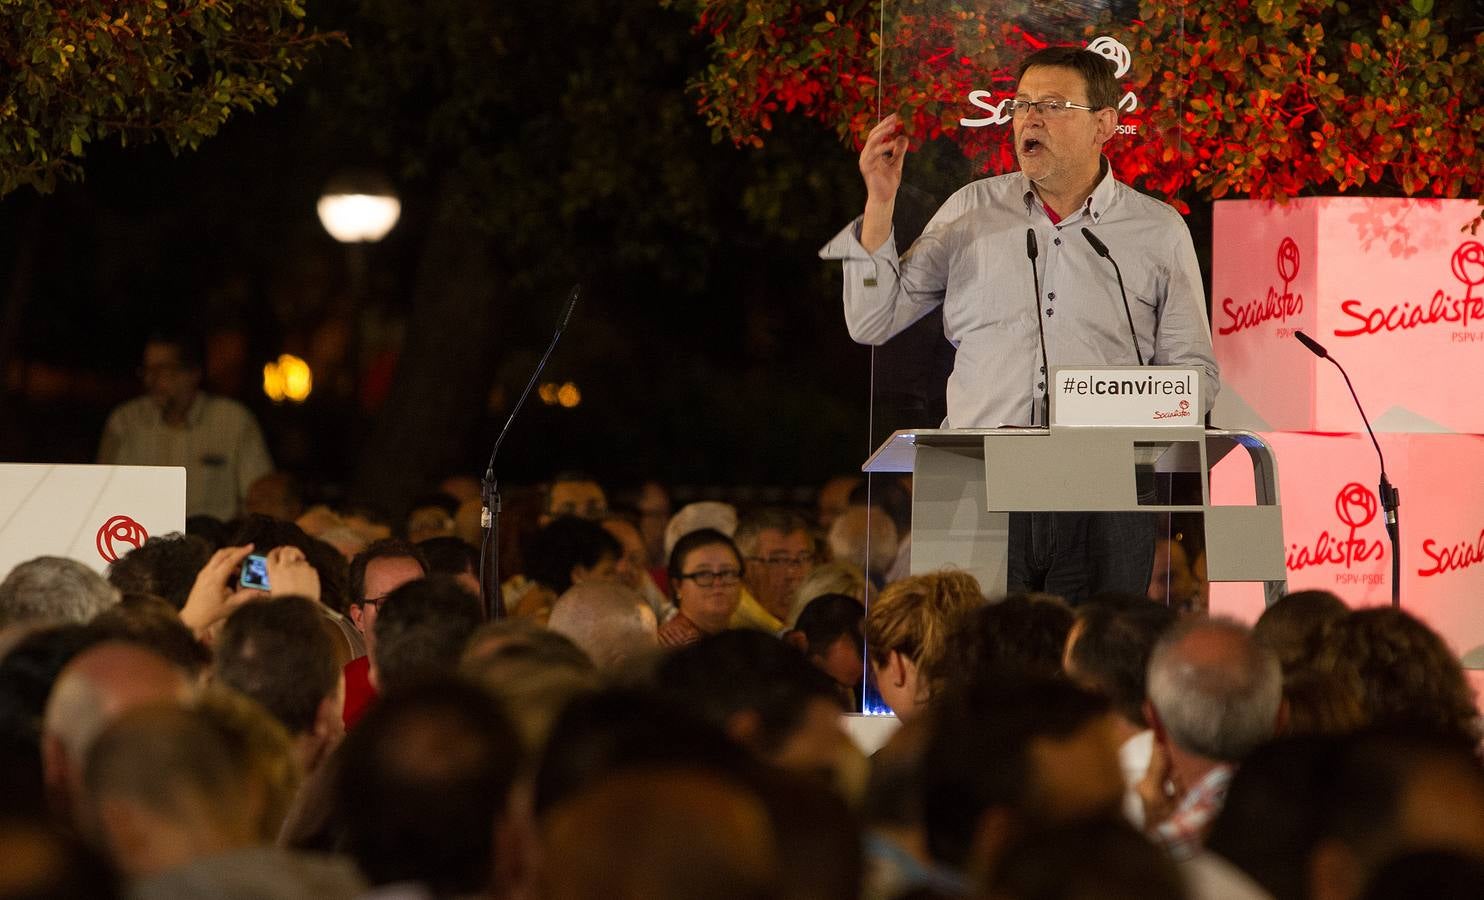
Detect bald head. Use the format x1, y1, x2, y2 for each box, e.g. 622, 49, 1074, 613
539, 769, 779, 900
1147, 618, 1281, 762
548, 582, 657, 671
43, 642, 191, 824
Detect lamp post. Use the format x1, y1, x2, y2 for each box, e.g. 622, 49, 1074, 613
316, 171, 400, 405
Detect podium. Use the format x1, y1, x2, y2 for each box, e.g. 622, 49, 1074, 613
862, 426, 1289, 606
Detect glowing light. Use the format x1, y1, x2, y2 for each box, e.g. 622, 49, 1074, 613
317, 171, 400, 243
263, 354, 313, 403
539, 382, 559, 405
556, 382, 581, 408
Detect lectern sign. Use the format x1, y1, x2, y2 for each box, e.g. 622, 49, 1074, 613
1050, 367, 1201, 428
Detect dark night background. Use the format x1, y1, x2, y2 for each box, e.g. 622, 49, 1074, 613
0, 0, 1225, 516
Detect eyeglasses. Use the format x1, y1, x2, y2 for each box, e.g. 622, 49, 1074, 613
677, 568, 742, 587
747, 554, 815, 569
1009, 98, 1100, 118
356, 596, 389, 611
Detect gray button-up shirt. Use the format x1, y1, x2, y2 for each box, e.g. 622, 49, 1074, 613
820, 166, 1219, 427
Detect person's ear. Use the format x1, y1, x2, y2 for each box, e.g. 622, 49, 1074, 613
569, 564, 590, 586
784, 631, 809, 653
347, 604, 364, 629
888, 649, 910, 688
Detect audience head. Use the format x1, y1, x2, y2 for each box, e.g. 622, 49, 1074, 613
826, 507, 897, 584
547, 581, 658, 672
662, 501, 738, 562
787, 593, 865, 691
87, 594, 212, 677
416, 535, 481, 599
538, 767, 780, 900
84, 703, 255, 878
942, 592, 1073, 685
192, 684, 299, 842
347, 537, 428, 637
524, 516, 623, 596
461, 621, 599, 752
371, 574, 484, 694
788, 560, 867, 624
42, 642, 191, 824
106, 534, 212, 611
1309, 606, 1479, 745
864, 569, 985, 721
0, 557, 119, 631
333, 678, 524, 895
242, 471, 304, 522
214, 596, 342, 741
1147, 536, 1198, 611
1254, 589, 1349, 673
542, 472, 608, 523
921, 674, 1122, 879
0, 819, 118, 898
816, 475, 861, 530
986, 818, 1186, 900
405, 491, 458, 543
656, 631, 848, 779
598, 513, 649, 590
1063, 598, 1178, 728
734, 508, 815, 621
1211, 731, 1484, 900
1146, 617, 1283, 763
665, 528, 745, 636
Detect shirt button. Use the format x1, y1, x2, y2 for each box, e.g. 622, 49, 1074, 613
1037, 382, 1045, 391
1053, 237, 1061, 246
1048, 292, 1056, 300
1046, 308, 1055, 316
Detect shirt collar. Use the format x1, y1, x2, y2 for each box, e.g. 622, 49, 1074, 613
1020, 157, 1117, 223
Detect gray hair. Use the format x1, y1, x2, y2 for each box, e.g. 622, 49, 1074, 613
0, 557, 120, 630
1147, 617, 1282, 762
733, 508, 810, 558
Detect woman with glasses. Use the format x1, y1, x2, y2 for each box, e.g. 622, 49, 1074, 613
658, 528, 745, 648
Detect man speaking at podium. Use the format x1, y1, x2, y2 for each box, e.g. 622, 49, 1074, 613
820, 47, 1218, 603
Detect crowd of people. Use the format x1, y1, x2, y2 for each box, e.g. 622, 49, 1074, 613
2, 467, 1483, 900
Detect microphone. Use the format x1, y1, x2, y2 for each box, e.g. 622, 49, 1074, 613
1294, 330, 1329, 359
1294, 330, 1401, 607
1026, 228, 1051, 426
479, 283, 581, 619
1081, 227, 1145, 366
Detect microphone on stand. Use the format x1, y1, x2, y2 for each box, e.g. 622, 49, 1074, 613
479, 284, 581, 619
1026, 228, 1051, 426
1081, 227, 1146, 366
1294, 329, 1401, 607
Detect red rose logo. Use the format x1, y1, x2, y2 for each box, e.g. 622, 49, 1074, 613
1178, 400, 1190, 411
1334, 483, 1376, 531
96, 515, 148, 564
1451, 241, 1484, 289
1276, 237, 1300, 284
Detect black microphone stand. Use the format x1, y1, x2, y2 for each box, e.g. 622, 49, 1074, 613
1081, 227, 1146, 366
479, 285, 580, 619
1295, 330, 1401, 607
1026, 229, 1051, 425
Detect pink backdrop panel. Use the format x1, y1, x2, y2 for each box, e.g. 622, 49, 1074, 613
1211, 198, 1484, 434
1210, 432, 1484, 664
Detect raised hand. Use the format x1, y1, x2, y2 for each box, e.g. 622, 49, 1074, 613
859, 114, 909, 205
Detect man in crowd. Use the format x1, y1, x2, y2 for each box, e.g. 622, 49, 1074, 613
1063, 598, 1178, 825
547, 581, 657, 674
98, 332, 272, 521
42, 642, 192, 827
343, 539, 427, 727
214, 597, 344, 778
370, 575, 484, 696
821, 47, 1219, 601
1143, 618, 1283, 859
733, 509, 815, 632
0, 556, 119, 631
541, 472, 609, 524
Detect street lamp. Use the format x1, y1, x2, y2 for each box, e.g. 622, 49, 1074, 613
316, 171, 401, 243
316, 171, 400, 406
